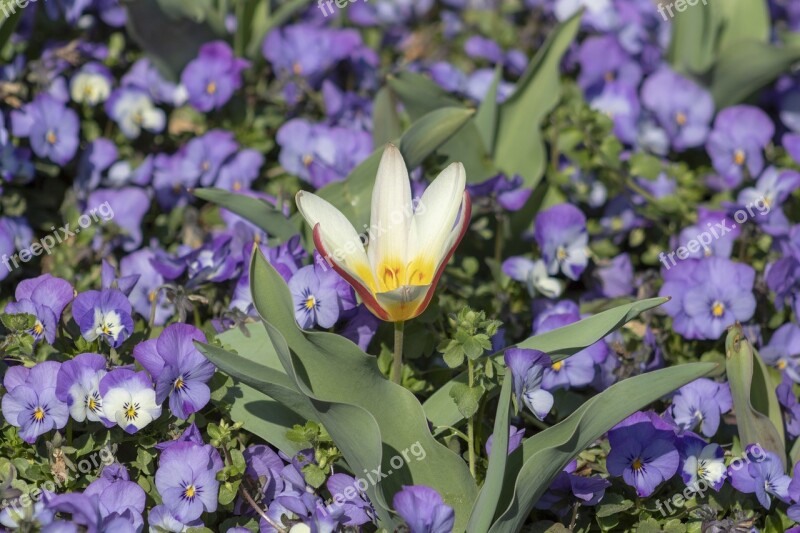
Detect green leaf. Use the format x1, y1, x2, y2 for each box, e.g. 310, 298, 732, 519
249, 250, 478, 530
629, 152, 663, 181
716, 0, 770, 55
245, 0, 315, 58
315, 107, 475, 230
0, 3, 24, 52
424, 297, 668, 428
667, 1, 724, 74
449, 383, 484, 419
218, 480, 240, 506
467, 376, 512, 533
372, 86, 403, 147
192, 188, 300, 244
595, 493, 633, 517
725, 323, 786, 467
489, 362, 717, 532
493, 11, 582, 188
302, 464, 327, 489
708, 40, 800, 108
474, 65, 502, 155
386, 72, 465, 121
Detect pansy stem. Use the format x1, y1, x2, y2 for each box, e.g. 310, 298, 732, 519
391, 320, 405, 384
467, 358, 476, 478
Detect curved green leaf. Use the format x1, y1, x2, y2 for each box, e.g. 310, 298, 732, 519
249, 250, 479, 530
423, 297, 668, 428
725, 324, 786, 468
467, 376, 512, 533
193, 188, 300, 243
386, 72, 465, 121
489, 362, 717, 532
493, 10, 581, 188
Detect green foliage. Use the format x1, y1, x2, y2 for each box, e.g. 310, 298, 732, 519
437, 308, 501, 369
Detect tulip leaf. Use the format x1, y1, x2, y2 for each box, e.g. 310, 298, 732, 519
372, 86, 403, 147
467, 376, 512, 533
316, 106, 475, 229
715, 0, 769, 54
249, 249, 479, 530
493, 10, 581, 188
489, 362, 717, 532
725, 324, 786, 467
708, 40, 800, 108
424, 297, 668, 428
192, 187, 301, 243
474, 65, 502, 155
386, 72, 465, 121
667, 0, 725, 75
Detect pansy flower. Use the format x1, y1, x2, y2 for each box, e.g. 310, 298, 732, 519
155, 441, 224, 522
503, 348, 554, 420
677, 433, 726, 491
72, 288, 134, 348
10, 93, 80, 165
133, 324, 215, 419
706, 105, 774, 187
99, 369, 162, 433
485, 425, 525, 456
606, 411, 679, 497
502, 257, 565, 299
288, 263, 346, 330
534, 203, 589, 281
736, 166, 800, 237
4, 274, 73, 344
777, 376, 800, 438
55, 352, 109, 424
668, 378, 732, 437
120, 248, 175, 326
760, 323, 800, 383
326, 473, 374, 526
70, 62, 113, 106
728, 444, 791, 509
105, 87, 166, 139
181, 41, 250, 112
392, 485, 455, 533
534, 459, 610, 517
1, 361, 68, 444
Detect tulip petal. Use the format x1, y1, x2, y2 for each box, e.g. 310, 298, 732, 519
409, 162, 466, 286
369, 145, 414, 292
375, 284, 430, 322
296, 191, 376, 291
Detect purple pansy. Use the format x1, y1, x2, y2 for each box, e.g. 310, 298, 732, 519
120, 248, 175, 325
55, 352, 109, 424
87, 187, 149, 251
155, 441, 224, 522
502, 256, 565, 299
181, 41, 250, 112
706, 105, 774, 187
392, 485, 455, 533
133, 323, 215, 419
4, 274, 73, 344
11, 93, 79, 165
606, 411, 679, 497
728, 444, 791, 509
737, 166, 800, 236
1, 361, 68, 444
503, 348, 554, 420
72, 288, 134, 348
659, 257, 756, 340
99, 369, 162, 433
668, 378, 732, 437
534, 203, 589, 280
761, 322, 800, 383
466, 173, 532, 212
326, 473, 374, 526
640, 66, 714, 151
677, 208, 740, 259
534, 459, 610, 517
778, 376, 800, 438
288, 260, 354, 330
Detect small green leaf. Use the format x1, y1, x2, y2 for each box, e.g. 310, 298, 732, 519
450, 383, 484, 419
302, 464, 328, 489
218, 480, 240, 506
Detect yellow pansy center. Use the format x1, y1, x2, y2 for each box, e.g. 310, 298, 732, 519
148, 290, 157, 303
184, 485, 196, 499
46, 131, 57, 145
33, 321, 44, 335
711, 301, 725, 317
632, 458, 643, 471
778, 360, 788, 370
124, 402, 139, 421
676, 112, 687, 126
552, 361, 564, 372
305, 296, 316, 310
33, 407, 45, 421
174, 376, 185, 390
734, 149, 746, 166
206, 81, 217, 95
556, 246, 568, 261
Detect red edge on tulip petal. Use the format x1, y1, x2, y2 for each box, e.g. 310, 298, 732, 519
312, 224, 391, 321
412, 191, 473, 319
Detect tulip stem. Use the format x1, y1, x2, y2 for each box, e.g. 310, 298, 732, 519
391, 321, 405, 384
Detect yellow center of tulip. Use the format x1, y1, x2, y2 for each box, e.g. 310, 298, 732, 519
33, 407, 45, 421
734, 149, 746, 166
711, 301, 725, 317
